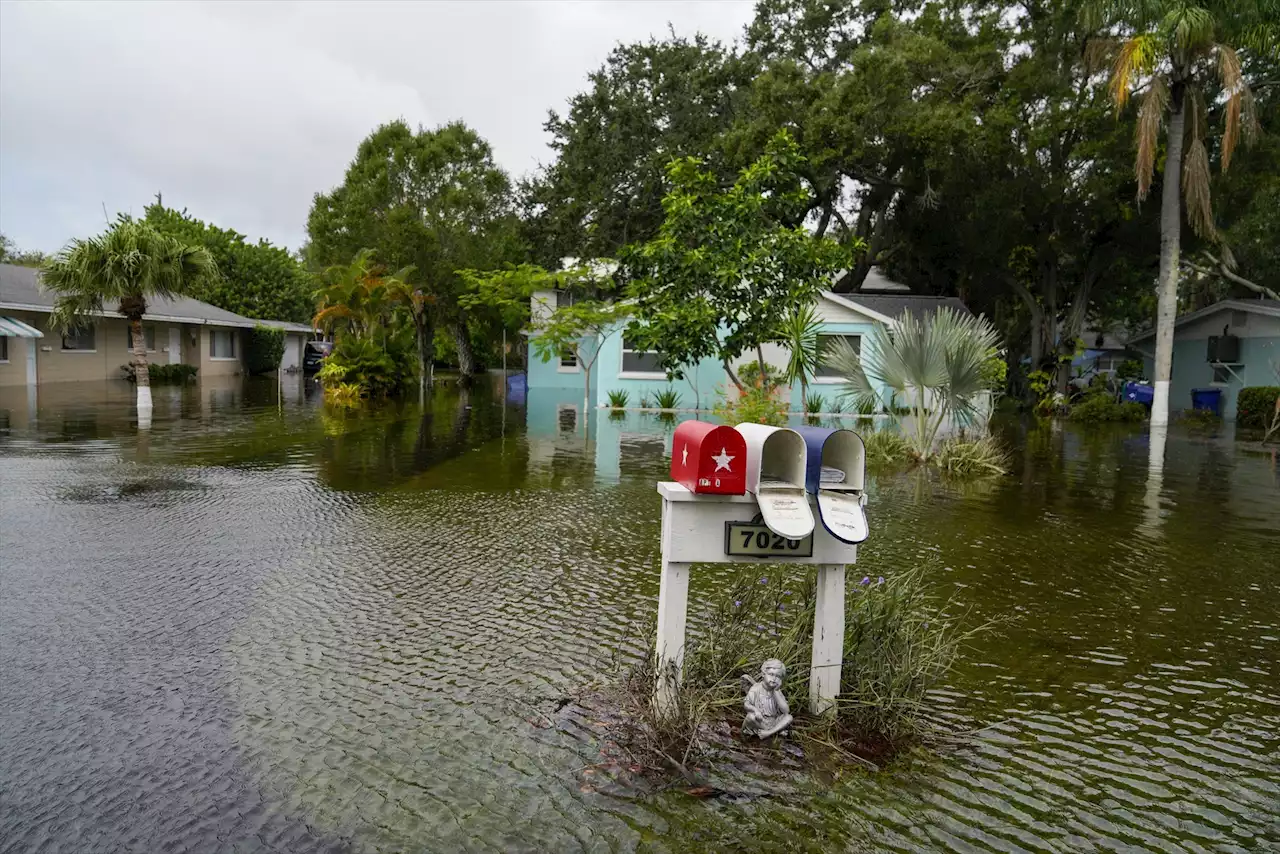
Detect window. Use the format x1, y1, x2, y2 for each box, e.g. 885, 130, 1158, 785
558, 347, 579, 371
0, 336, 8, 362
62, 324, 96, 351
554, 290, 575, 310
817, 334, 861, 378
621, 336, 663, 375
1212, 364, 1242, 383
127, 325, 157, 351
210, 329, 238, 359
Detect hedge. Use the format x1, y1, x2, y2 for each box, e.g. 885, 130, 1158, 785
245, 325, 286, 375
1236, 386, 1280, 429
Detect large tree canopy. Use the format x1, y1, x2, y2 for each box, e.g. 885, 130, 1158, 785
307, 120, 523, 375
143, 200, 313, 324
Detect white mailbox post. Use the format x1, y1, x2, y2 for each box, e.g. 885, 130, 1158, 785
654, 481, 861, 718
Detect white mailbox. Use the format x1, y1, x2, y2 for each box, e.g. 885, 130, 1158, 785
733, 423, 815, 540
798, 426, 868, 544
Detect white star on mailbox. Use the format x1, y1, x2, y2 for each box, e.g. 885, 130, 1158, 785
712, 447, 734, 471
681, 445, 688, 466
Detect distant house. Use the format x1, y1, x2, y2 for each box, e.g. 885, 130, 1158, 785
1069, 326, 1144, 382
527, 269, 971, 411
0, 263, 314, 389
1131, 298, 1280, 420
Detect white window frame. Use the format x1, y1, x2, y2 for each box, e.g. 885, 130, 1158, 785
127, 324, 158, 352
618, 335, 665, 379
1211, 363, 1243, 385
0, 336, 9, 363
815, 333, 861, 383
209, 328, 239, 361
557, 346, 580, 374
61, 324, 97, 353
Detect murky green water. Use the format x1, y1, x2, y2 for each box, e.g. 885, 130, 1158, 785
2, 377, 1278, 853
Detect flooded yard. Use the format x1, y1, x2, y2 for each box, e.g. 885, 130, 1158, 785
1, 378, 1277, 853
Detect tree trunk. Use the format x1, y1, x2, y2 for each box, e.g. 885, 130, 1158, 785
722, 358, 744, 393
452, 317, 476, 378
130, 317, 152, 413
417, 312, 435, 396
1152, 84, 1186, 429
756, 344, 767, 388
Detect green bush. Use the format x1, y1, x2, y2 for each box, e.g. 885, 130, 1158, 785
1115, 359, 1144, 381
737, 360, 784, 390
933, 435, 1009, 476
805, 393, 825, 415
1069, 396, 1148, 423
1236, 386, 1280, 429
317, 335, 415, 400
714, 384, 787, 426
862, 429, 914, 466
653, 386, 683, 410
606, 389, 630, 409
244, 325, 286, 375
120, 363, 198, 384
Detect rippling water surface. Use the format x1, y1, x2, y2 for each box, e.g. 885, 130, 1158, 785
2, 378, 1277, 853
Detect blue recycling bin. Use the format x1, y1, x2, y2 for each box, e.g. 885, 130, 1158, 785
1124, 382, 1154, 406
1191, 387, 1223, 416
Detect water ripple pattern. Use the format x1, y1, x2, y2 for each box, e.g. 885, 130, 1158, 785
1, 383, 1277, 853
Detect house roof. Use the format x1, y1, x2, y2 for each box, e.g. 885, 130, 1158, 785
827, 292, 973, 324
1128, 298, 1280, 343
0, 263, 313, 333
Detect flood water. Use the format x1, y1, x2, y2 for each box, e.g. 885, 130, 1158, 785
2, 377, 1278, 853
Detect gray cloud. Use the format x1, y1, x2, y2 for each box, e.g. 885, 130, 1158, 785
0, 0, 752, 253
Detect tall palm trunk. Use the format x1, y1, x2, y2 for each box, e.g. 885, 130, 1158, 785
416, 312, 435, 398
130, 316, 152, 411
1152, 83, 1186, 429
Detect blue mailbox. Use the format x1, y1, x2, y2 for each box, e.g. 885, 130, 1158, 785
796, 426, 869, 544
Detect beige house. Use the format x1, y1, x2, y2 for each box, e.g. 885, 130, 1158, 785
0, 263, 313, 388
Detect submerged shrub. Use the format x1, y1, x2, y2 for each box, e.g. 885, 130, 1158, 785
120, 363, 198, 384
861, 429, 914, 467
318, 336, 415, 400
1236, 386, 1280, 430
606, 389, 630, 409
1069, 396, 1148, 423
715, 383, 788, 426
245, 325, 286, 375
654, 386, 683, 410
805, 393, 825, 415
933, 435, 1009, 476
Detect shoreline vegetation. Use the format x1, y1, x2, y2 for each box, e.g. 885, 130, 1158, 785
565, 561, 998, 792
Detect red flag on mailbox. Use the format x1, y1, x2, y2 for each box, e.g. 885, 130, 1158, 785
670, 421, 747, 494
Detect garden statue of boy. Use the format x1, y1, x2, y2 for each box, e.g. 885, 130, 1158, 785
742, 658, 793, 738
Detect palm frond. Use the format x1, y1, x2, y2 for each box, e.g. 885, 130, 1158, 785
1182, 136, 1215, 238
824, 337, 883, 416
1111, 34, 1159, 111
1161, 4, 1216, 52
1218, 44, 1244, 170
40, 219, 216, 330
1135, 76, 1169, 200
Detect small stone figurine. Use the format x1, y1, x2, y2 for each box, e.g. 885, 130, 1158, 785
741, 658, 793, 738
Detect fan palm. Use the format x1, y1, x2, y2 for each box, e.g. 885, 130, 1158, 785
42, 218, 217, 414
825, 308, 999, 461
1083, 1, 1277, 428
778, 302, 824, 411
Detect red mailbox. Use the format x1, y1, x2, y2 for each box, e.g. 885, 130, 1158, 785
670, 421, 747, 494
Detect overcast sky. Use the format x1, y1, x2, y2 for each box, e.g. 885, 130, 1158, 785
0, 0, 754, 254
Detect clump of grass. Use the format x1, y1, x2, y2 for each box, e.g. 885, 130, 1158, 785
654, 386, 683, 410
805, 393, 825, 415
933, 434, 1009, 476
607, 389, 630, 409
324, 382, 365, 408
611, 560, 986, 773
861, 429, 915, 467
638, 395, 651, 410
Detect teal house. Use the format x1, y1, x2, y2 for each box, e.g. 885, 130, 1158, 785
525, 282, 972, 413
1133, 298, 1280, 420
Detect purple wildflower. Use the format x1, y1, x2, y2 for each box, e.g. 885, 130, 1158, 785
759, 577, 768, 585
860, 576, 870, 585
878, 576, 885, 585
734, 600, 742, 608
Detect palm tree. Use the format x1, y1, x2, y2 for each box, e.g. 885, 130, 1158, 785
383, 271, 435, 396
778, 303, 824, 413
1084, 1, 1277, 427
826, 308, 999, 462
42, 218, 217, 415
